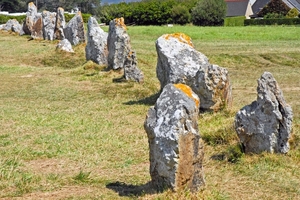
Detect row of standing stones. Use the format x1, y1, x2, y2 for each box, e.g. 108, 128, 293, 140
0, 2, 144, 83
0, 2, 293, 193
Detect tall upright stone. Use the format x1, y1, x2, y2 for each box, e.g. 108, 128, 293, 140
22, 2, 43, 39
22, 2, 37, 35
42, 11, 56, 40
31, 16, 43, 39
107, 17, 131, 70
144, 83, 205, 192
63, 11, 85, 45
156, 33, 232, 112
54, 7, 66, 40
85, 16, 108, 66
235, 72, 293, 154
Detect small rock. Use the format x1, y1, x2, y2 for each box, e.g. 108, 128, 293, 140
56, 39, 74, 53
124, 51, 144, 83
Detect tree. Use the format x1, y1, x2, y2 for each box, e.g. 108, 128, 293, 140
171, 4, 191, 25
286, 8, 299, 18
258, 0, 290, 17
0, 0, 22, 12
191, 0, 226, 26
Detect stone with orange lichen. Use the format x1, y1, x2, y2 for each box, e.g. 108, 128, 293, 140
163, 33, 194, 47
156, 33, 232, 112
144, 83, 205, 192
107, 17, 131, 70
22, 2, 40, 36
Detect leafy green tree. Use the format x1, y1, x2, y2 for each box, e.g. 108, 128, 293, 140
191, 0, 226, 26
0, 0, 23, 12
258, 0, 290, 17
286, 8, 299, 18
171, 4, 190, 25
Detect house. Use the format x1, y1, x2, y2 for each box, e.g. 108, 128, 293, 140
225, 0, 254, 19
251, 0, 300, 17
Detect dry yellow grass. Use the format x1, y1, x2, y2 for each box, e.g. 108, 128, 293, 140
0, 25, 299, 199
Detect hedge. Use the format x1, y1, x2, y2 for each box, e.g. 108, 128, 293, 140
0, 15, 26, 24
1, 13, 92, 25
224, 16, 246, 26
64, 13, 91, 23
245, 18, 300, 25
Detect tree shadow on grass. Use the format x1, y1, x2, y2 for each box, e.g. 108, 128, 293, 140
124, 93, 160, 106
106, 181, 159, 197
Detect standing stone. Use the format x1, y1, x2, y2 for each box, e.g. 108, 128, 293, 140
63, 11, 85, 45
54, 7, 66, 40
42, 11, 56, 40
107, 17, 131, 70
156, 33, 232, 112
235, 72, 293, 154
22, 2, 41, 36
56, 39, 74, 53
144, 83, 205, 192
123, 51, 144, 83
85, 16, 108, 66
31, 15, 43, 39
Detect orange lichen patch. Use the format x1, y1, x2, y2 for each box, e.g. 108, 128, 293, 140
114, 17, 127, 30
174, 83, 199, 108
29, 2, 35, 7
163, 33, 194, 47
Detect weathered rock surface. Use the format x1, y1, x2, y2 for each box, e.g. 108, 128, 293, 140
63, 11, 85, 45
144, 83, 205, 192
235, 72, 293, 154
31, 15, 43, 39
85, 16, 108, 65
156, 33, 231, 112
2, 19, 23, 33
56, 39, 74, 53
22, 2, 39, 35
42, 11, 56, 40
107, 17, 131, 70
54, 7, 66, 40
123, 51, 144, 83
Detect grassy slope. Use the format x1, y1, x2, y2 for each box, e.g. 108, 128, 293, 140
0, 26, 299, 199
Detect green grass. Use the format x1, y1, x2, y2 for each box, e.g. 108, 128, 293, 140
0, 25, 300, 199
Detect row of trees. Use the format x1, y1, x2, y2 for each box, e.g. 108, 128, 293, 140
97, 0, 227, 26
0, 0, 227, 26
0, 0, 100, 14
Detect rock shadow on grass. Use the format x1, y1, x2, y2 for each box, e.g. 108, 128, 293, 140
106, 181, 158, 197
124, 93, 160, 106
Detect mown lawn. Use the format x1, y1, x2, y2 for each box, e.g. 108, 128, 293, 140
0, 25, 300, 199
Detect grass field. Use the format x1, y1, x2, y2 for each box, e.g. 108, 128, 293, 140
0, 25, 300, 199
